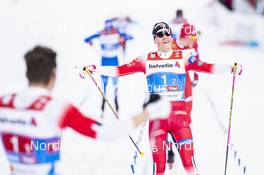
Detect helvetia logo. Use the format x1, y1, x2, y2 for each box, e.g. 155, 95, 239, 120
0, 116, 37, 127
148, 63, 173, 69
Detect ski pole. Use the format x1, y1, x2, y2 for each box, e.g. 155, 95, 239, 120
224, 63, 237, 175
130, 121, 147, 174
83, 68, 144, 157
86, 69, 119, 119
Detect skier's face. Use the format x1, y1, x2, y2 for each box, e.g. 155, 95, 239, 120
105, 21, 113, 31
154, 31, 173, 52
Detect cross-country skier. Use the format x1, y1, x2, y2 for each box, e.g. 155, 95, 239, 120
82, 22, 242, 175
84, 19, 133, 117
0, 45, 171, 175
173, 22, 203, 116
166, 22, 201, 168
168, 10, 190, 168
111, 16, 135, 58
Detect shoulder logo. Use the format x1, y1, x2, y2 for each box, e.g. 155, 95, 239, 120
150, 53, 156, 58
174, 51, 182, 59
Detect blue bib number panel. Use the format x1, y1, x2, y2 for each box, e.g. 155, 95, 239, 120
147, 72, 186, 101
1, 133, 60, 165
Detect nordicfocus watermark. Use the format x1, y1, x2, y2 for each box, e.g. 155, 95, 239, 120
172, 25, 234, 36
30, 139, 105, 152
151, 140, 193, 153
29, 139, 228, 153
30, 140, 60, 151
29, 24, 98, 36
30, 140, 193, 153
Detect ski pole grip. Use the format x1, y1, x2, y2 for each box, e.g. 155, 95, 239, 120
232, 62, 238, 75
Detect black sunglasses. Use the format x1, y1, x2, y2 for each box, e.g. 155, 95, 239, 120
155, 31, 171, 38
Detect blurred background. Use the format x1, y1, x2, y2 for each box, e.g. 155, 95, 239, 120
0, 0, 264, 174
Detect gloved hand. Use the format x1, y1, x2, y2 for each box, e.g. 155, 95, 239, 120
192, 79, 198, 87
77, 65, 96, 79
231, 63, 242, 75
87, 41, 93, 46
143, 94, 171, 120
83, 65, 96, 73
192, 73, 199, 87
119, 36, 126, 45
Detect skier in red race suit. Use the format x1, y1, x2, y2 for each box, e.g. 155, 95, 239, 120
82, 22, 242, 175
167, 21, 201, 169
172, 22, 201, 120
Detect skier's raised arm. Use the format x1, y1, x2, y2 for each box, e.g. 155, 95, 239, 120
82, 55, 146, 77
84, 32, 100, 44
186, 60, 242, 75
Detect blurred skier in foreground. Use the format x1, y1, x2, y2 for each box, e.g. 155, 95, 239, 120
0, 45, 170, 175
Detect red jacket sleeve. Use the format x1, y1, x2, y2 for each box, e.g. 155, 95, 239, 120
185, 60, 214, 73
117, 57, 146, 76
58, 105, 101, 139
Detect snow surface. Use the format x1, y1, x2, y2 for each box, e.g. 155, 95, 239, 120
0, 0, 264, 174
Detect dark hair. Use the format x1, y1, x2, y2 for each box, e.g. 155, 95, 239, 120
176, 9, 183, 18
24, 45, 57, 84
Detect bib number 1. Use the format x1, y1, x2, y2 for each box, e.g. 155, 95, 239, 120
161, 75, 167, 84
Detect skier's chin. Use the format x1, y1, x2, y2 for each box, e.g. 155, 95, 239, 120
162, 43, 171, 50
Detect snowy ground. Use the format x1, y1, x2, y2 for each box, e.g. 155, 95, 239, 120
1, 0, 264, 174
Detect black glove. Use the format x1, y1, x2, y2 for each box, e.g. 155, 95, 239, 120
143, 94, 171, 120
143, 94, 161, 109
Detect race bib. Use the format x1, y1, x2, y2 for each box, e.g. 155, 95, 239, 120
1, 132, 60, 164
146, 52, 186, 101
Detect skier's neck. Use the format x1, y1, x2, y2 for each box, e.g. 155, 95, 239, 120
157, 50, 173, 59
